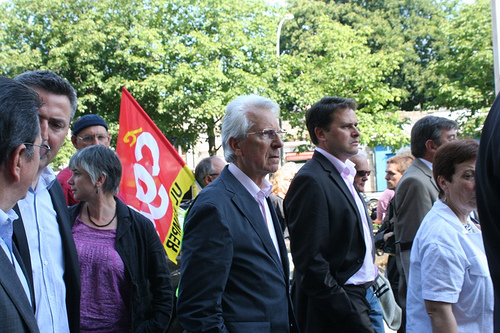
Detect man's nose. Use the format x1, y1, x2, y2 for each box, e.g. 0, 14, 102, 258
40, 120, 49, 142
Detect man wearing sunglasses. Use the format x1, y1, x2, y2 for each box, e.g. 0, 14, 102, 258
285, 97, 376, 332
57, 114, 111, 206
349, 152, 385, 333
350, 152, 371, 193
13, 70, 80, 333
194, 156, 226, 190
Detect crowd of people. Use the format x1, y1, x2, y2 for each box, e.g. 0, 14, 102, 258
0, 69, 499, 333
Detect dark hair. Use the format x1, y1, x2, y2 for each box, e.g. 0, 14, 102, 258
410, 116, 458, 158
195, 156, 219, 188
306, 97, 357, 145
433, 139, 479, 199
387, 155, 414, 174
0, 76, 41, 166
69, 145, 122, 195
15, 70, 77, 120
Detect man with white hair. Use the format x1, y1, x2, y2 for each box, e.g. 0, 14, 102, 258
177, 95, 298, 332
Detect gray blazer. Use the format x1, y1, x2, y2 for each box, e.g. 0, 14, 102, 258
394, 158, 438, 248
0, 246, 39, 333
393, 157, 438, 307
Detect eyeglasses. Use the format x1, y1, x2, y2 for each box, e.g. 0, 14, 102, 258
24, 143, 51, 158
77, 134, 109, 143
356, 170, 371, 177
246, 129, 287, 140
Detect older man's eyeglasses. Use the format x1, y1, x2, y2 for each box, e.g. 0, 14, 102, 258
356, 170, 371, 177
246, 129, 286, 140
24, 143, 51, 158
78, 134, 109, 143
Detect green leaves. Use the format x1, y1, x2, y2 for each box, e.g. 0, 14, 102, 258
0, 0, 493, 165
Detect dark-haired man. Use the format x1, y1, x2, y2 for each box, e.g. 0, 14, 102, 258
13, 70, 80, 333
285, 96, 376, 332
0, 76, 42, 332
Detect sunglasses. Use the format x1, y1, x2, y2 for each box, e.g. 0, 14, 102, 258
356, 170, 371, 177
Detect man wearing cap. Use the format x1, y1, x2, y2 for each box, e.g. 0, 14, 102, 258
57, 114, 111, 206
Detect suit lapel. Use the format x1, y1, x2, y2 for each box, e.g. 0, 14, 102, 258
314, 152, 367, 241
222, 171, 286, 277
267, 197, 290, 280
12, 204, 34, 306
0, 250, 38, 332
13, 245, 36, 311
414, 158, 438, 192
314, 152, 359, 216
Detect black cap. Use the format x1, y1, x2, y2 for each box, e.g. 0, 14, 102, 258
72, 114, 108, 136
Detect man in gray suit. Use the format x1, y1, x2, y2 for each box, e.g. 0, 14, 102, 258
0, 76, 43, 332
393, 115, 457, 331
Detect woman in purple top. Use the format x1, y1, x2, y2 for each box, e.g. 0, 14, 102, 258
67, 145, 173, 332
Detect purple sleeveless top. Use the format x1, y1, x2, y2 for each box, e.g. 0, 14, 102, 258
72, 214, 131, 332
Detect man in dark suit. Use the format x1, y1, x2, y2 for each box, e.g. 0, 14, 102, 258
392, 115, 457, 331
177, 95, 297, 333
476, 92, 500, 333
13, 71, 80, 333
285, 97, 376, 332
0, 76, 42, 332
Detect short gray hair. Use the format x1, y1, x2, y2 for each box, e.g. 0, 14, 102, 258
69, 145, 122, 195
195, 156, 220, 188
221, 95, 280, 163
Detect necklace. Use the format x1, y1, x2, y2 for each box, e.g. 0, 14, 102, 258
87, 205, 117, 228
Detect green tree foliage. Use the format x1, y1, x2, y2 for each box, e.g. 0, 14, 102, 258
426, 0, 493, 138
0, 0, 494, 163
0, 0, 279, 161
277, 0, 409, 148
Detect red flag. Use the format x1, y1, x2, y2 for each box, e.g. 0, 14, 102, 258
116, 88, 194, 264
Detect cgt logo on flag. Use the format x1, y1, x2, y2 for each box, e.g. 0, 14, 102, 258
116, 88, 194, 264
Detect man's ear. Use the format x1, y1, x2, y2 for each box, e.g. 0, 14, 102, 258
315, 127, 326, 143
71, 135, 78, 149
228, 137, 243, 157
9, 144, 26, 182
425, 139, 439, 154
204, 174, 212, 185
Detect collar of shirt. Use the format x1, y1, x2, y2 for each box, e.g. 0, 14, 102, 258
228, 163, 273, 199
32, 166, 57, 193
418, 157, 433, 171
315, 147, 356, 183
0, 209, 18, 247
